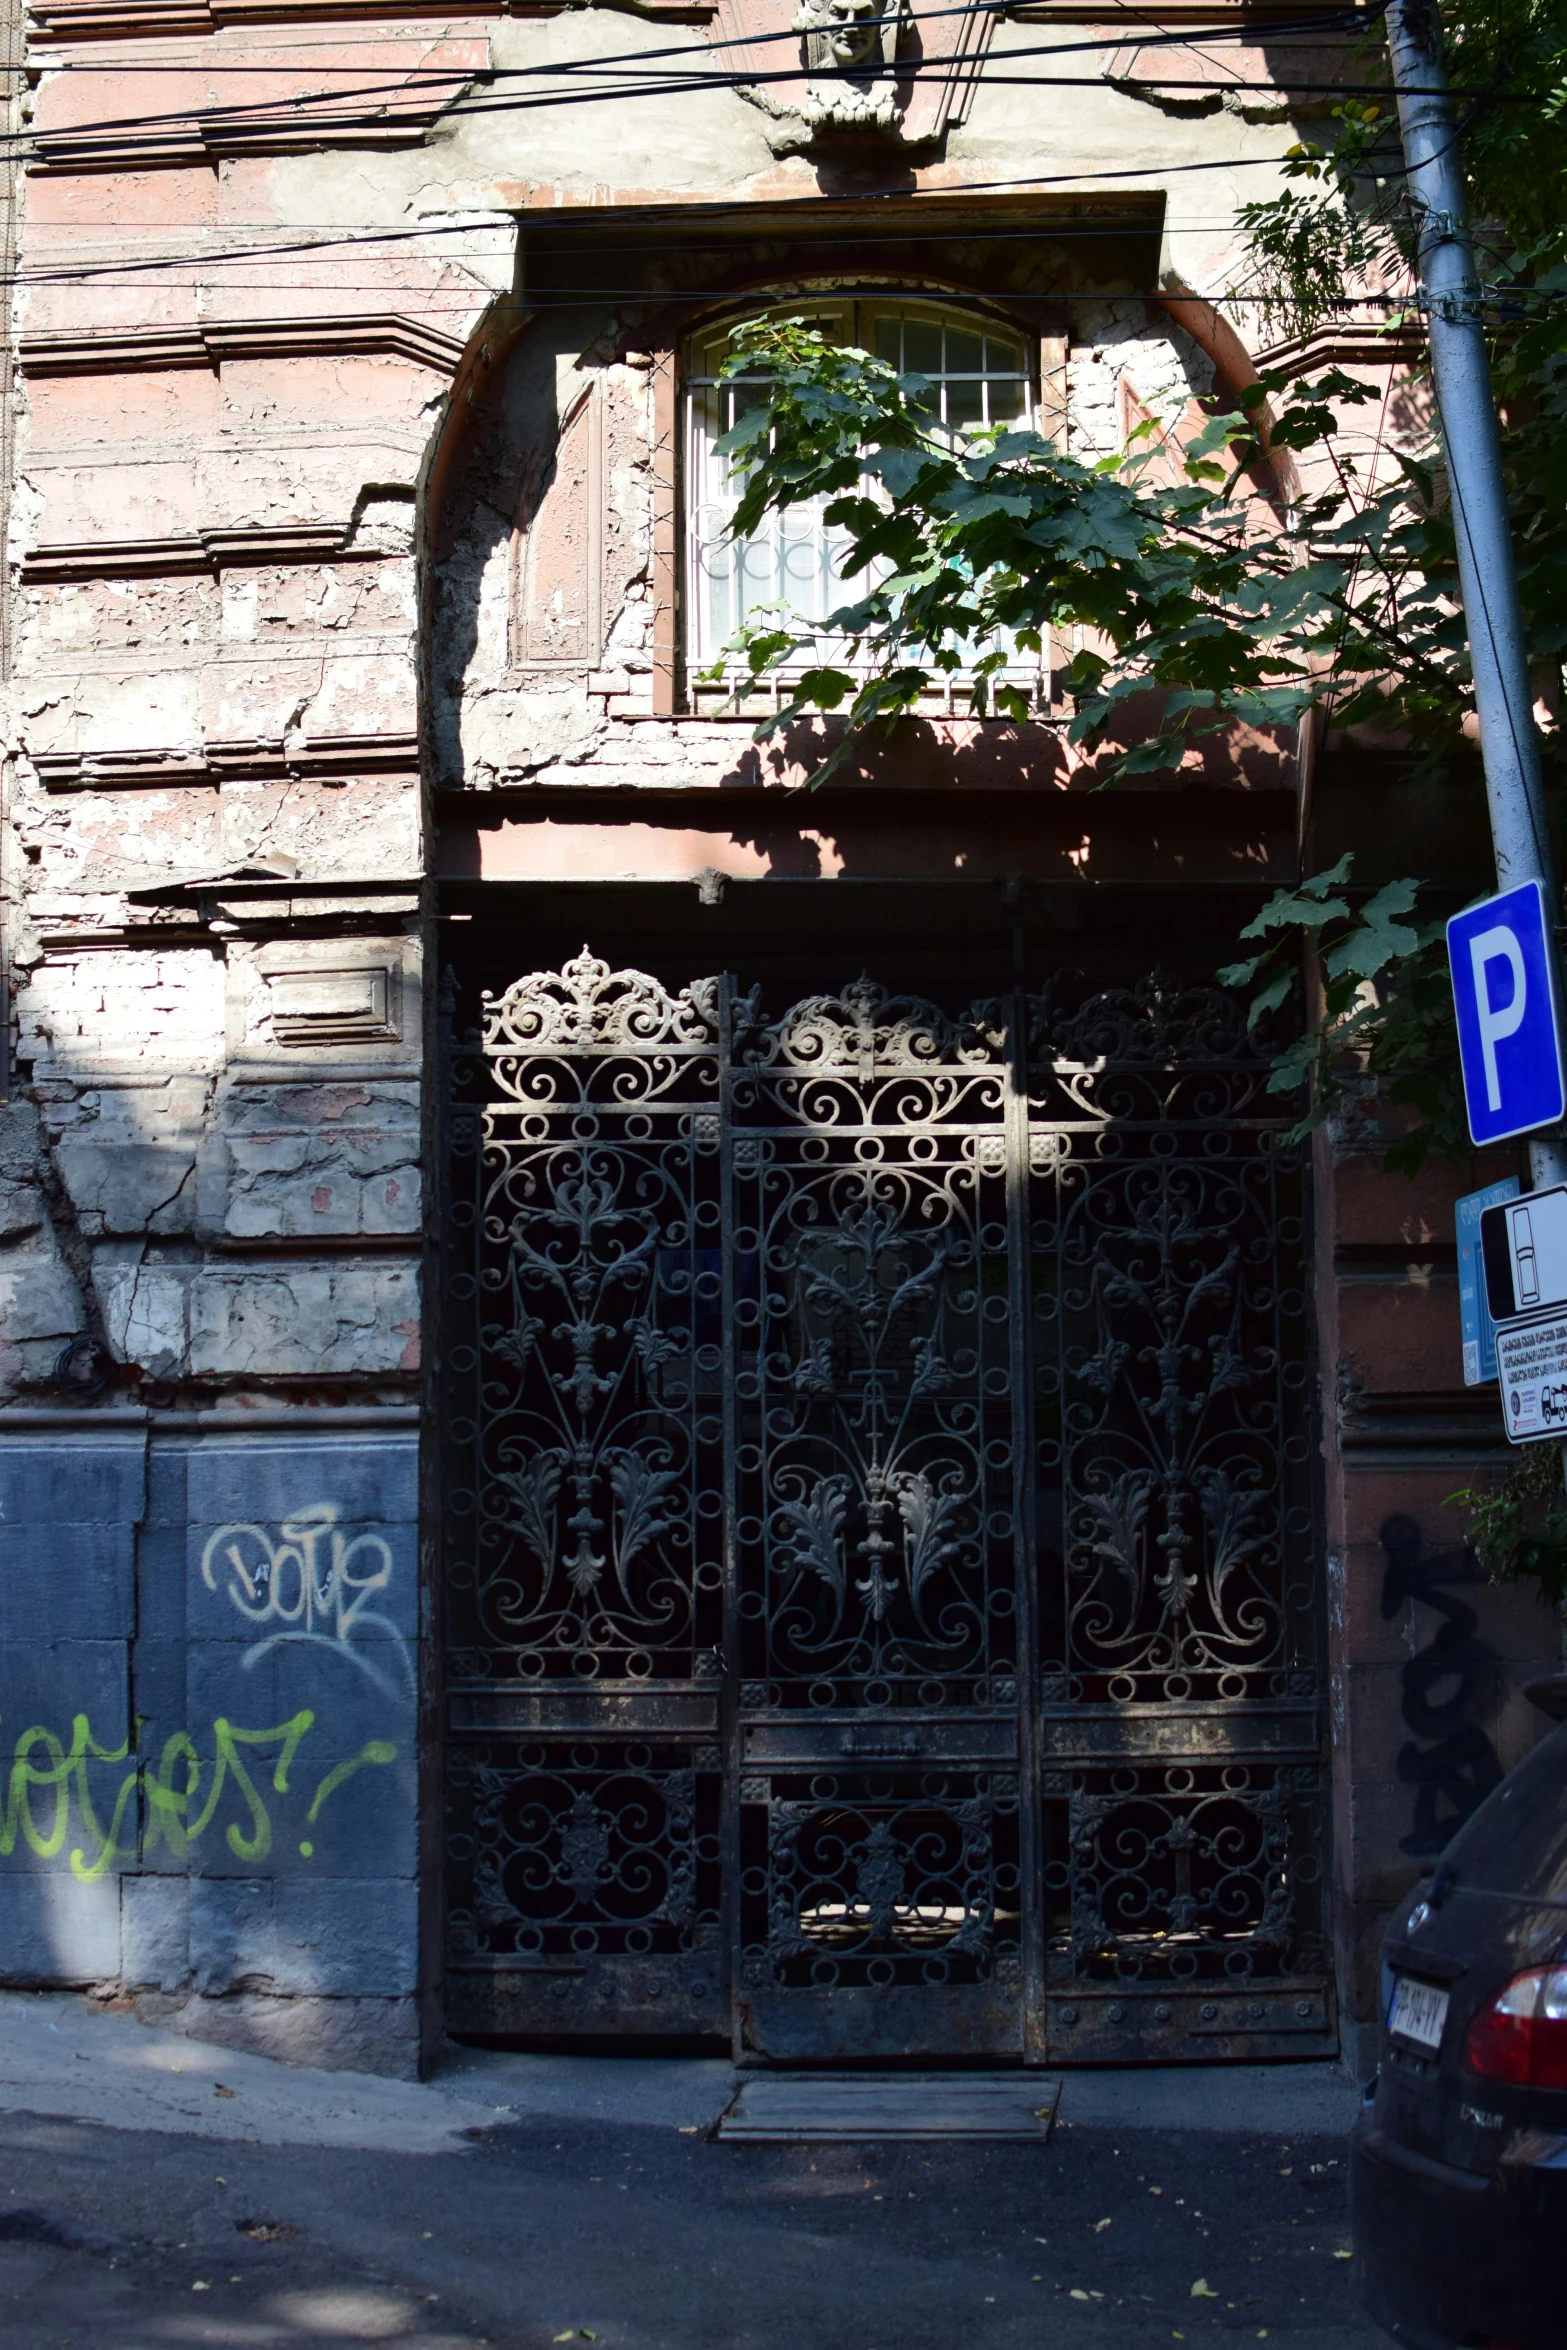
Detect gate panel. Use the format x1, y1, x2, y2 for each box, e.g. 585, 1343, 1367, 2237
727, 981, 1025, 2059
1028, 977, 1331, 2060
442, 952, 1331, 2061
443, 953, 729, 2038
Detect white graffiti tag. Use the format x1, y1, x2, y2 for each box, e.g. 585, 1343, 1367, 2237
200, 1503, 413, 1694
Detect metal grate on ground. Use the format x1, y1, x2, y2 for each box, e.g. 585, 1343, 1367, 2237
716, 2073, 1061, 2141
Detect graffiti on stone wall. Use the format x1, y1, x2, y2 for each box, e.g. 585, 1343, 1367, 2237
200, 1502, 413, 1697
1379, 1513, 1504, 1859
0, 1492, 412, 1890
0, 1710, 397, 1880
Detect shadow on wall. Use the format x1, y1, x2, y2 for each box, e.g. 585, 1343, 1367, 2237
0, 920, 426, 2074
428, 307, 568, 788
426, 296, 1301, 807
1379, 1512, 1504, 1860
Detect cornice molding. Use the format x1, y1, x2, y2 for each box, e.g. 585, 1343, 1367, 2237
31, 733, 421, 788
1010, 0, 1350, 17
27, 43, 482, 169
29, 0, 710, 36
32, 113, 440, 171
1253, 318, 1426, 375
19, 312, 469, 377
20, 521, 404, 581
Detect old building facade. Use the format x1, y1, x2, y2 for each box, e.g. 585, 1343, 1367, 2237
0, 0, 1555, 2077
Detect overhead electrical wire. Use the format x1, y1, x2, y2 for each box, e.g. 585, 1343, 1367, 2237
0, 143, 1485, 297
3, 0, 1446, 154
2, 119, 1482, 301
0, 0, 1485, 303
23, 0, 1379, 76
12, 59, 1512, 156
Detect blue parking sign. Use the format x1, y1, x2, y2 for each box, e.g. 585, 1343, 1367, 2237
1447, 880, 1567, 1147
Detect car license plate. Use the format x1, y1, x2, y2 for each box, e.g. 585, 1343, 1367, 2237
1388, 1975, 1450, 2051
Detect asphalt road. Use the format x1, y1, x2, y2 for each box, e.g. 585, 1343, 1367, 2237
0, 2095, 1386, 2350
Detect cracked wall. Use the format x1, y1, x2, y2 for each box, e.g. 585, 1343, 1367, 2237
1, 0, 1526, 2077
0, 0, 470, 2050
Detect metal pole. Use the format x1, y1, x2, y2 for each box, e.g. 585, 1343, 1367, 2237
1384, 0, 1567, 1187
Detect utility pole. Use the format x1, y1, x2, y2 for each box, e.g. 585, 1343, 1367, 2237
1385, 0, 1567, 1187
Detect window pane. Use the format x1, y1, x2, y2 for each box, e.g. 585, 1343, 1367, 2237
903, 321, 943, 376
688, 302, 1038, 680
988, 377, 1028, 426
946, 378, 986, 432
945, 327, 984, 376
690, 382, 722, 436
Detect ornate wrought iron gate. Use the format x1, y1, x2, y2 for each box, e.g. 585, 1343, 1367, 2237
442, 950, 1332, 2062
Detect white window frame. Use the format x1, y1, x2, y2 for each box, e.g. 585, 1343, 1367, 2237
682, 296, 1049, 717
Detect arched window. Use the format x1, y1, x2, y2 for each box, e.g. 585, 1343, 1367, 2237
684, 297, 1041, 710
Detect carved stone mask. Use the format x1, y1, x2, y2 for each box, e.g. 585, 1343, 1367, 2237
791, 0, 909, 133
822, 0, 881, 69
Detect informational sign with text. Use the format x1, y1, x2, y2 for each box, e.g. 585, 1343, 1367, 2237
1496, 1309, 1567, 1441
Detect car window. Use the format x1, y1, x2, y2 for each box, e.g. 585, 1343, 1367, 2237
1438, 1719, 1567, 1900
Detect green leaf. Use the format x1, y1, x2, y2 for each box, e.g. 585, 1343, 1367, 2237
1113, 733, 1192, 775
1245, 968, 1296, 1023
1321, 878, 1425, 981
793, 665, 854, 710
1236, 885, 1350, 943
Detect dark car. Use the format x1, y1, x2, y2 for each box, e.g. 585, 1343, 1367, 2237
1351, 1689, 1567, 2349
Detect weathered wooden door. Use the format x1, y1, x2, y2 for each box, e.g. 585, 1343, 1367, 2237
442, 951, 1332, 2062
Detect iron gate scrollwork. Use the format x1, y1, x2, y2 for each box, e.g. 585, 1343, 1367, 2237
443, 952, 1330, 2061
1028, 978, 1327, 2056
726, 981, 1025, 2057
442, 954, 727, 2037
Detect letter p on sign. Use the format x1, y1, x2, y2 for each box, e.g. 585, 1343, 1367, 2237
1469, 925, 1527, 1111
1448, 880, 1567, 1147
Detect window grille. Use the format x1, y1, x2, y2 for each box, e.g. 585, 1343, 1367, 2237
683, 299, 1049, 716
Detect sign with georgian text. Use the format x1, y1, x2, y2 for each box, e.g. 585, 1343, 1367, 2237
1495, 1308, 1567, 1442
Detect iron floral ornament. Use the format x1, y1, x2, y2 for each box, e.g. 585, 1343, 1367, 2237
443, 953, 1329, 2053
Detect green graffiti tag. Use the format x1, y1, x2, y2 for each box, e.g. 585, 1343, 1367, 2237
0, 1717, 140, 1883
301, 1742, 397, 1859
143, 1712, 317, 1869
0, 1714, 399, 1881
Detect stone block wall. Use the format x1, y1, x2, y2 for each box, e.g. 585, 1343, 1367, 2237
0, 1426, 421, 2075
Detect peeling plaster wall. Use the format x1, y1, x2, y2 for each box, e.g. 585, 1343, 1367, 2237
431, 318, 658, 787
0, 0, 1540, 2076
0, 0, 482, 2062
430, 303, 1228, 795
1065, 304, 1215, 452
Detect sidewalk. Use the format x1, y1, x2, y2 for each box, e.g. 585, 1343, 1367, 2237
0, 1988, 1365, 2145
0, 1992, 1378, 2350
